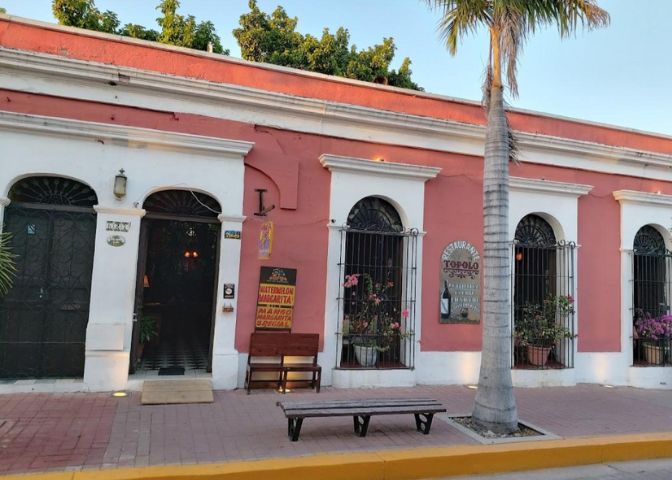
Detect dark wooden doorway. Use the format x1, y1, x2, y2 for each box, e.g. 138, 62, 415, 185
130, 190, 221, 375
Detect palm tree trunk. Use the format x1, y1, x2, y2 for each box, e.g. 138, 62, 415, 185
471, 29, 518, 434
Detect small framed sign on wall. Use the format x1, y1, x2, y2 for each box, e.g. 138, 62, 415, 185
255, 266, 297, 330
440, 240, 481, 324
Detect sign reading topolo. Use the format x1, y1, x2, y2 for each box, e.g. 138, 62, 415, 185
440, 240, 481, 324
255, 266, 297, 329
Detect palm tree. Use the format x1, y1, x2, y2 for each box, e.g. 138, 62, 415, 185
0, 231, 16, 297
427, 0, 609, 433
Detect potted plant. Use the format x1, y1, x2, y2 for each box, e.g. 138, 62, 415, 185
634, 312, 672, 365
342, 273, 412, 367
136, 315, 158, 362
515, 294, 576, 367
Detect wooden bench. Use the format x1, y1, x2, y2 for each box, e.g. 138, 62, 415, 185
277, 398, 446, 441
245, 332, 321, 394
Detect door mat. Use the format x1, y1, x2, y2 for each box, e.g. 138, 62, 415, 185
141, 379, 214, 405
158, 366, 185, 376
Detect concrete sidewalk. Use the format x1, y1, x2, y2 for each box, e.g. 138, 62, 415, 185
1, 384, 671, 478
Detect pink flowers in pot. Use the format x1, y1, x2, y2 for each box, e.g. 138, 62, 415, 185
342, 272, 412, 350
634, 312, 672, 341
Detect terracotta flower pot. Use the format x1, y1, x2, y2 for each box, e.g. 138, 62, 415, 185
527, 345, 552, 367
643, 343, 664, 365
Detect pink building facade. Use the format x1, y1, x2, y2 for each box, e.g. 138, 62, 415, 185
1, 16, 672, 392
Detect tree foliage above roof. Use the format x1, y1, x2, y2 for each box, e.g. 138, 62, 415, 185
233, 0, 420, 90
52, 0, 227, 53
49, 0, 419, 89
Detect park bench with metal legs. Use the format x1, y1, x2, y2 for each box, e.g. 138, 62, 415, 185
277, 398, 446, 441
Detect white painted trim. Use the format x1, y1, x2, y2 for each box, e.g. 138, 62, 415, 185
93, 206, 146, 216
321, 155, 431, 386
5, 16, 672, 143
218, 214, 246, 224
3, 48, 672, 181
0, 197, 9, 207
613, 190, 672, 207
510, 177, 593, 197
320, 154, 441, 180
331, 368, 415, 388
517, 132, 672, 169
0, 110, 254, 157
512, 368, 577, 388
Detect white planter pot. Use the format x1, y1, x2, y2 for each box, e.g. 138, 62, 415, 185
353, 345, 378, 367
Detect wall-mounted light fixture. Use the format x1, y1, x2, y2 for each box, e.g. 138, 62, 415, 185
113, 168, 127, 199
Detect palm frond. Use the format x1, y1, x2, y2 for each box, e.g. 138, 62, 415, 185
508, 125, 519, 164
497, 6, 528, 97
0, 231, 17, 297
553, 0, 610, 37
427, 0, 492, 55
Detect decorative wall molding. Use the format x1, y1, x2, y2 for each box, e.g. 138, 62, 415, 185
320, 154, 441, 180
0, 197, 9, 207
0, 110, 254, 157
93, 206, 146, 216
613, 190, 672, 207
510, 177, 593, 197
218, 214, 247, 224
2, 48, 672, 180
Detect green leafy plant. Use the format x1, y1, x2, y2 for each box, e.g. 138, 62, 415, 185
0, 232, 17, 297
515, 294, 576, 347
138, 315, 158, 344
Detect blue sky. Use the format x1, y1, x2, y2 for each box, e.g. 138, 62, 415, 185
2, 0, 671, 136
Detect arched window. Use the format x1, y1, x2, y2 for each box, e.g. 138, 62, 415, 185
143, 189, 220, 219
339, 197, 416, 369
1, 176, 97, 378
512, 214, 575, 369
9, 176, 98, 207
514, 214, 557, 310
632, 225, 671, 366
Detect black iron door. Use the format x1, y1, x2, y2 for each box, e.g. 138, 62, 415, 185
0, 204, 96, 378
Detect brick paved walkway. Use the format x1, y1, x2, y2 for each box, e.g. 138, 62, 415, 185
1, 384, 671, 475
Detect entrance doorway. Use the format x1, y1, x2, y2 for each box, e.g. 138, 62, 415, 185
131, 190, 221, 376
0, 176, 97, 378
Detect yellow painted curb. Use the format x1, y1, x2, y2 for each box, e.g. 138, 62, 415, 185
2, 432, 672, 480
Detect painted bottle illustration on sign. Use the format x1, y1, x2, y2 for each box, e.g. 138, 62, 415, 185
440, 281, 452, 319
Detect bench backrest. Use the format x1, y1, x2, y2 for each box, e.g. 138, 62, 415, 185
249, 332, 287, 357
282, 333, 319, 357
249, 332, 319, 362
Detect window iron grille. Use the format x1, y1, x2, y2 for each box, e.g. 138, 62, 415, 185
511, 239, 576, 370
336, 226, 417, 369
631, 225, 672, 366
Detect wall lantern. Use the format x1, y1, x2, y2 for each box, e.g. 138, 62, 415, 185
113, 168, 127, 199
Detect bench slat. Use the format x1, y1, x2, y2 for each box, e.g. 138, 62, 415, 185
279, 398, 440, 410
284, 407, 446, 418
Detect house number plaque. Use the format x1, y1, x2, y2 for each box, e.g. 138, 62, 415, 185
106, 221, 131, 232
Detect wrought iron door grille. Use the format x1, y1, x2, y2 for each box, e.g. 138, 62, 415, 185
511, 241, 576, 369
0, 205, 96, 378
336, 227, 417, 369
631, 251, 672, 366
